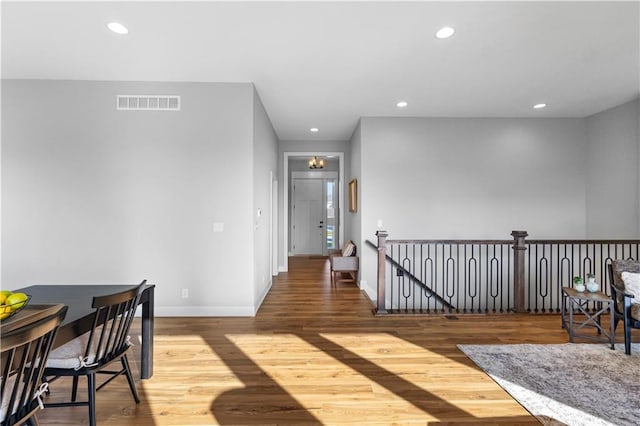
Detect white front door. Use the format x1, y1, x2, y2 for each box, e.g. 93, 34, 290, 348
292, 179, 323, 255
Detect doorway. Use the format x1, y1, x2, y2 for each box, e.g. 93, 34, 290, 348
291, 176, 338, 256
283, 152, 344, 271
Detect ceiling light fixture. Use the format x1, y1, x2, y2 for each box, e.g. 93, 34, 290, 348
397, 101, 408, 108
308, 156, 325, 169
107, 22, 129, 35
436, 26, 455, 39
310, 127, 319, 133
533, 103, 547, 109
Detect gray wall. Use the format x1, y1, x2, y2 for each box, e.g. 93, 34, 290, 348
585, 99, 639, 237
252, 88, 278, 310
2, 80, 268, 315
352, 105, 640, 300
361, 117, 588, 239
347, 121, 362, 258
355, 117, 589, 296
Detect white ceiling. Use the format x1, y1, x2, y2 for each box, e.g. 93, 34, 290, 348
2, 1, 639, 141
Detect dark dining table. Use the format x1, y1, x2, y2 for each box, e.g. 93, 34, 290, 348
7, 283, 155, 379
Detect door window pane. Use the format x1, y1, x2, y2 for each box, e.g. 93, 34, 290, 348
326, 180, 336, 249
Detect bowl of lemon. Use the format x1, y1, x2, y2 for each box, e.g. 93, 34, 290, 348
0, 290, 31, 320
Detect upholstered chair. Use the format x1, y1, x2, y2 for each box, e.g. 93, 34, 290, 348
608, 261, 640, 354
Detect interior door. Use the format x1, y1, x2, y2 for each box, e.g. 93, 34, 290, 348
292, 179, 323, 255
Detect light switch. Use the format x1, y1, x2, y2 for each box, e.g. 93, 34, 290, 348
377, 219, 383, 228
213, 222, 224, 232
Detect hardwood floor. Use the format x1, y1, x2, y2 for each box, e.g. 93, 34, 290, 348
39, 256, 610, 425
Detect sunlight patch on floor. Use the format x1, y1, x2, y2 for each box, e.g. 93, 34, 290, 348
227, 333, 447, 421
319, 332, 517, 417
141, 334, 243, 424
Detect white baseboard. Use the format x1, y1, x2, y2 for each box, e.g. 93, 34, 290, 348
361, 280, 377, 302
278, 265, 287, 272
154, 306, 256, 317
254, 280, 272, 312
154, 279, 274, 317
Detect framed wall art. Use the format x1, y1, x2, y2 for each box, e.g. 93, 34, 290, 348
348, 179, 357, 213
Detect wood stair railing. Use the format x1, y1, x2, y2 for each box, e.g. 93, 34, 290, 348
365, 240, 455, 311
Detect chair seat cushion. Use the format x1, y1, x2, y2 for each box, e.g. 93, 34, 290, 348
46, 327, 100, 369
0, 375, 17, 422
620, 272, 640, 321
0, 375, 44, 423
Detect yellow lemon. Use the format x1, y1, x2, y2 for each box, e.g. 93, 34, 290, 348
0, 304, 11, 320
0, 294, 7, 305
6, 292, 28, 310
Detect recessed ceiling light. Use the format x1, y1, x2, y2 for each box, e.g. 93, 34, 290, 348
396, 101, 408, 108
107, 22, 129, 35
436, 26, 455, 39
533, 103, 547, 109
310, 128, 319, 133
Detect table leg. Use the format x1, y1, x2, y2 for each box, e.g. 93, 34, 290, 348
140, 286, 154, 379
569, 298, 574, 342
561, 292, 566, 329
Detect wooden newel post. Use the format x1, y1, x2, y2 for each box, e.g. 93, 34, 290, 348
511, 230, 528, 313
376, 230, 388, 314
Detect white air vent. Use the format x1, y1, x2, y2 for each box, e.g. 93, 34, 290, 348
117, 95, 180, 111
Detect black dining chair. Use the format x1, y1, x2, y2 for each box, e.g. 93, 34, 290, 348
43, 281, 145, 426
1, 304, 68, 426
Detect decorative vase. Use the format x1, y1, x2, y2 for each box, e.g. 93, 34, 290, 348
574, 283, 585, 292
586, 277, 599, 292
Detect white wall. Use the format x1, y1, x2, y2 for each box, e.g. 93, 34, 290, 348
357, 117, 588, 300
1, 80, 261, 315
585, 99, 639, 237
252, 87, 278, 312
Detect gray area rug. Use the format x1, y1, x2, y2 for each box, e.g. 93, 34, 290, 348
458, 343, 640, 426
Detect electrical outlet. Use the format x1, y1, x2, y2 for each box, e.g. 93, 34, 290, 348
181, 288, 189, 298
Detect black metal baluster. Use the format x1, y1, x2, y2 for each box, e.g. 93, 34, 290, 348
525, 242, 531, 312
419, 244, 424, 313
488, 245, 498, 313
424, 245, 433, 313
390, 244, 395, 313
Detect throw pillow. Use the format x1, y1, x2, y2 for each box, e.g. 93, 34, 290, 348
620, 271, 640, 320
342, 241, 355, 257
